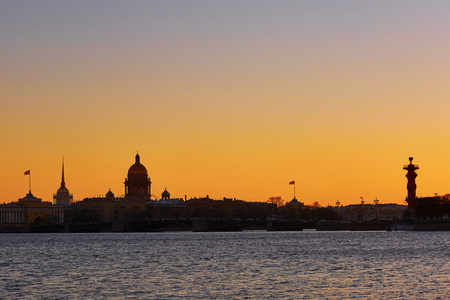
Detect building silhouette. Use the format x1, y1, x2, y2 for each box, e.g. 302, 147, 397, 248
161, 188, 170, 200
53, 158, 73, 205
341, 203, 406, 222
75, 191, 147, 223
124, 153, 151, 201
1, 191, 64, 231
75, 153, 152, 222
146, 188, 187, 220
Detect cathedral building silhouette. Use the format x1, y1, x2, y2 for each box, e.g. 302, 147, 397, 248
124, 153, 151, 201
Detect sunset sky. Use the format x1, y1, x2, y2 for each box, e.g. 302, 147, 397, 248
2, 1, 450, 206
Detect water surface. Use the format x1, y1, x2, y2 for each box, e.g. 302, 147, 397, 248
1, 231, 449, 299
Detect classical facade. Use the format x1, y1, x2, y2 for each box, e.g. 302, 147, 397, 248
145, 189, 187, 219
0, 191, 64, 231
53, 158, 73, 205
124, 153, 151, 201
75, 193, 147, 223
285, 198, 306, 219
186, 196, 276, 220
341, 203, 407, 222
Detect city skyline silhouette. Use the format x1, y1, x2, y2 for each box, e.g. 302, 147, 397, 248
2, 2, 450, 206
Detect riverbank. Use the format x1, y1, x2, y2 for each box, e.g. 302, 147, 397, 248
2, 218, 449, 233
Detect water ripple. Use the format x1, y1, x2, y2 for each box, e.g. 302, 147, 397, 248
0, 231, 449, 299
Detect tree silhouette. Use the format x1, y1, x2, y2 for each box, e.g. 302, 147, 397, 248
267, 196, 285, 208
311, 201, 321, 208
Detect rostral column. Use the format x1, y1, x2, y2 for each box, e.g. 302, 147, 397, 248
403, 157, 419, 210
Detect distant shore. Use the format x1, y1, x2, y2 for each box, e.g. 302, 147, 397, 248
2, 218, 449, 233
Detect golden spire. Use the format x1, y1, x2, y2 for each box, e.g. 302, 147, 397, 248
61, 156, 65, 188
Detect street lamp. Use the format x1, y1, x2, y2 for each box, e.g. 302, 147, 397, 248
374, 197, 379, 221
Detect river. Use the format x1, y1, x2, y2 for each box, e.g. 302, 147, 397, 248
0, 231, 449, 299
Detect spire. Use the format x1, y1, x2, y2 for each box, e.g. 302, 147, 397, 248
61, 156, 66, 189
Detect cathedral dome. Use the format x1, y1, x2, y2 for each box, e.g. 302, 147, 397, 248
125, 153, 151, 200
161, 188, 170, 200
128, 153, 148, 176
105, 189, 115, 199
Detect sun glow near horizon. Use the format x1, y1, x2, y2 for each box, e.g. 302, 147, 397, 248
2, 1, 450, 206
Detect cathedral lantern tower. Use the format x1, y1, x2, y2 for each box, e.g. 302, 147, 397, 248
53, 157, 73, 205
124, 153, 151, 201
403, 157, 419, 210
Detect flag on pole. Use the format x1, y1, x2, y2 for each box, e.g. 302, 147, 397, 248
289, 181, 295, 185
24, 170, 30, 175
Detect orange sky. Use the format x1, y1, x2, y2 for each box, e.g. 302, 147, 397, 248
2, 1, 450, 206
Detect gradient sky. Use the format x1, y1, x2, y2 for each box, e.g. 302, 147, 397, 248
2, 1, 450, 206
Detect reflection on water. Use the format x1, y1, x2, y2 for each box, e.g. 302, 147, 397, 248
1, 231, 449, 299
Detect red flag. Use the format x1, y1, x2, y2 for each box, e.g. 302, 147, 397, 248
24, 170, 30, 175
289, 181, 295, 185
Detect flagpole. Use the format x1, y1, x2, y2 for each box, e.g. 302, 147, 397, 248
289, 180, 296, 200
29, 171, 31, 193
